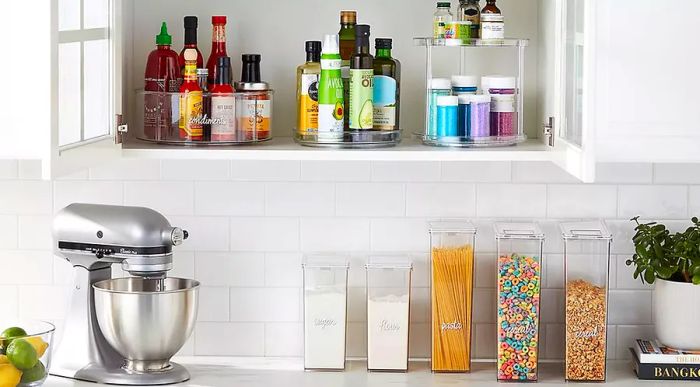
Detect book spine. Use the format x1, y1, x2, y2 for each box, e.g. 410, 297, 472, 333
635, 362, 700, 381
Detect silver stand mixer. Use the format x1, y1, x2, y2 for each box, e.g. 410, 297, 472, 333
51, 203, 200, 385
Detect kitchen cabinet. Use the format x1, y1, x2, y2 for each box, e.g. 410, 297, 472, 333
9, 0, 642, 181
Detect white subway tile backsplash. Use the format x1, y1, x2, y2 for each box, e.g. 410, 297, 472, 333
0, 286, 18, 318
53, 181, 123, 211
18, 216, 52, 250
347, 286, 366, 323
405, 183, 475, 217
346, 322, 367, 358
609, 290, 652, 325
195, 252, 264, 287
264, 323, 303, 357
370, 218, 427, 252
544, 323, 564, 359
89, 159, 160, 180
476, 184, 547, 218
0, 181, 52, 214
265, 253, 303, 287
616, 325, 653, 360
301, 161, 370, 182
513, 162, 581, 184
53, 259, 74, 285
18, 285, 69, 320
615, 255, 653, 290
195, 322, 265, 356
691, 186, 700, 216
653, 163, 700, 184
0, 251, 53, 285
231, 160, 301, 181
595, 163, 652, 184
618, 185, 688, 219
371, 161, 440, 182
0, 160, 18, 179
336, 183, 405, 217
301, 218, 369, 252
547, 185, 617, 218
18, 161, 42, 180
441, 161, 511, 183
161, 160, 230, 181
231, 217, 299, 252
229, 288, 300, 322
266, 183, 335, 216
409, 253, 429, 288
475, 253, 496, 288
124, 181, 194, 216
0, 215, 17, 248
195, 182, 265, 216
409, 322, 430, 358
472, 288, 496, 324
541, 289, 565, 323
168, 216, 230, 252
197, 287, 230, 322
170, 251, 195, 279
473, 323, 497, 359
410, 287, 430, 324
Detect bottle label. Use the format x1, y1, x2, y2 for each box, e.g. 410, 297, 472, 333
318, 55, 344, 137
179, 91, 203, 139
298, 73, 319, 135
210, 94, 236, 141
373, 75, 397, 130
349, 69, 374, 130
434, 20, 447, 39
491, 95, 516, 113
238, 96, 271, 138
321, 59, 342, 70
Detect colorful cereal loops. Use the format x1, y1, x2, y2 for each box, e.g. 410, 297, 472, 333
497, 254, 541, 381
565, 279, 607, 381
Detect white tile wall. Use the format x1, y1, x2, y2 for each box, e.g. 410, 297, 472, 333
3, 159, 699, 361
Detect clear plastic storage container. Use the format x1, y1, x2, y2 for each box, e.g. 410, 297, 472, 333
429, 220, 476, 373
494, 222, 544, 382
302, 256, 349, 370
561, 221, 612, 382
365, 257, 412, 372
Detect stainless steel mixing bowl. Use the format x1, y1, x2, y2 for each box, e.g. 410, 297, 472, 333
93, 277, 199, 373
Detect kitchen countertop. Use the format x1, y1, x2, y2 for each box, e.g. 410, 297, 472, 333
44, 358, 661, 386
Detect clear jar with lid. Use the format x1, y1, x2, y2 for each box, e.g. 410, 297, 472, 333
482, 76, 517, 137
433, 2, 453, 39
459, 0, 481, 38
428, 78, 452, 137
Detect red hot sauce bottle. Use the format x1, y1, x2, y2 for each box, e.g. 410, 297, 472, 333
206, 16, 229, 89
144, 22, 181, 140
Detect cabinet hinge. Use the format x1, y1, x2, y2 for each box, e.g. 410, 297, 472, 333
115, 114, 128, 145
543, 117, 555, 147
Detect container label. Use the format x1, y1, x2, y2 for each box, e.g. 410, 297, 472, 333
210, 95, 236, 141
373, 75, 397, 130
481, 19, 505, 40
238, 97, 271, 137
298, 74, 319, 135
491, 95, 516, 113
320, 59, 342, 70
349, 69, 374, 129
178, 91, 203, 139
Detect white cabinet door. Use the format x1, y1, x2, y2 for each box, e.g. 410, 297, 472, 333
48, 0, 123, 178
595, 0, 700, 163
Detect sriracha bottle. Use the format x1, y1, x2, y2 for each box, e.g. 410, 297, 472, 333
144, 22, 181, 140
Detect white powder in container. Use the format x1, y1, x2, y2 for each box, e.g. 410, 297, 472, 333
367, 294, 410, 371
303, 288, 347, 369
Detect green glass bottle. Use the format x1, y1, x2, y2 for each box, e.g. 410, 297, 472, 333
339, 11, 356, 130
373, 38, 401, 131
349, 24, 373, 130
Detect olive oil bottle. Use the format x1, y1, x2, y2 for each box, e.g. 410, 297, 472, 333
349, 24, 373, 130
339, 11, 357, 130
373, 38, 400, 131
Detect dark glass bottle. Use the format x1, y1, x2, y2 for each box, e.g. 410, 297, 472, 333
349, 25, 374, 130
482, 0, 501, 14
179, 16, 204, 73
372, 38, 401, 131
339, 11, 356, 130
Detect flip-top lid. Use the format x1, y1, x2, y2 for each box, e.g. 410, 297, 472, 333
494, 222, 545, 240
560, 220, 612, 240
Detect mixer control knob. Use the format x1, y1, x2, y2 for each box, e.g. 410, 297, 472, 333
171, 227, 185, 246
96, 251, 104, 259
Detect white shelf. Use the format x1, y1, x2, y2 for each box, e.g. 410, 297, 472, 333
122, 137, 557, 162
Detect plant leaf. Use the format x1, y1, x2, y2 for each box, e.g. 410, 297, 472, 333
644, 269, 656, 284
693, 274, 700, 285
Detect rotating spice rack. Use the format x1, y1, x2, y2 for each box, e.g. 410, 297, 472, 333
413, 37, 529, 148
136, 90, 273, 145
294, 130, 401, 149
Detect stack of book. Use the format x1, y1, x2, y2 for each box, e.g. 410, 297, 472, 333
631, 339, 700, 381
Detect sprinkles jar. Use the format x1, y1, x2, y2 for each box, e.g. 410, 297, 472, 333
494, 223, 544, 382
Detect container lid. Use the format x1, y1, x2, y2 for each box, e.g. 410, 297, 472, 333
451, 75, 478, 88
322, 34, 340, 54
481, 13, 505, 22
482, 75, 516, 90
429, 220, 477, 235
156, 22, 172, 45
340, 10, 357, 24
365, 256, 413, 270
437, 2, 452, 8
429, 78, 451, 90
212, 15, 227, 25
233, 81, 270, 91
436, 95, 458, 106
560, 220, 612, 240
302, 255, 349, 269
470, 94, 492, 103
494, 222, 545, 240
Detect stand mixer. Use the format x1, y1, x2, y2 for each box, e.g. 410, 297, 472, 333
51, 203, 200, 385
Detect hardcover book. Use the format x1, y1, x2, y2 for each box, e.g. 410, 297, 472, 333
631, 349, 700, 381
634, 339, 700, 364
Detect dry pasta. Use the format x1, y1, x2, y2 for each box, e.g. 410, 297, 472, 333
431, 245, 474, 372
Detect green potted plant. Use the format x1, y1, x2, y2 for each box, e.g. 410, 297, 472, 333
626, 216, 700, 350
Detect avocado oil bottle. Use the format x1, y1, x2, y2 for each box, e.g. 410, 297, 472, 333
349, 24, 373, 130
373, 38, 401, 131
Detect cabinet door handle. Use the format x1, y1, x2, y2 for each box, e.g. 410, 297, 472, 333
543, 117, 555, 147
115, 114, 128, 144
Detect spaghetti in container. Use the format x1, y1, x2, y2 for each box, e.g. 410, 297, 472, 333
428, 220, 476, 372
494, 222, 544, 382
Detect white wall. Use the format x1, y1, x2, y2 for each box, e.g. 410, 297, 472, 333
2, 158, 699, 360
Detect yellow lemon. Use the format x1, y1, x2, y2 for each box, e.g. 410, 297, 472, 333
0, 356, 7, 365
23, 338, 48, 359
0, 364, 22, 387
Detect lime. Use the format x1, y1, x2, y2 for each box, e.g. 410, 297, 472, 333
0, 327, 26, 349
6, 339, 37, 370
20, 361, 45, 384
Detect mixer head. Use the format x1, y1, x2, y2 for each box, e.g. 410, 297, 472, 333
53, 203, 188, 277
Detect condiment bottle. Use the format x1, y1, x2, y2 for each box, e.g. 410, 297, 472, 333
481, 0, 504, 41
179, 48, 203, 141
196, 68, 211, 141
206, 16, 229, 88
339, 11, 356, 130
349, 25, 373, 130
317, 34, 344, 141
433, 2, 453, 39
210, 57, 235, 142
373, 38, 401, 131
459, 0, 481, 39
144, 22, 181, 140
179, 16, 203, 73
296, 41, 322, 136
234, 54, 271, 141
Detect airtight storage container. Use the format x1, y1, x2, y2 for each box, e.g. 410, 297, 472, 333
494, 222, 544, 382
561, 221, 612, 382
366, 257, 412, 372
302, 256, 349, 370
429, 220, 476, 372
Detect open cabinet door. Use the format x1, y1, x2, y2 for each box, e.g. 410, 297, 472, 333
47, 0, 123, 179
544, 0, 596, 182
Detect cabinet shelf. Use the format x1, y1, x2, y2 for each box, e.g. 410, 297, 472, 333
413, 37, 530, 47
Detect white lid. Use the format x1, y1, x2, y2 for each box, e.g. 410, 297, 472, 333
429, 78, 451, 90
481, 13, 505, 22
322, 34, 339, 54
451, 75, 478, 88
458, 94, 472, 104
470, 94, 491, 103
436, 95, 459, 106
482, 75, 516, 90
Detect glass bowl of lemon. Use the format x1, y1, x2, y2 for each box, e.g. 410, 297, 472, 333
0, 321, 55, 387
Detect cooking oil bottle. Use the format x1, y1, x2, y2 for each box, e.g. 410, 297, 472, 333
296, 41, 322, 136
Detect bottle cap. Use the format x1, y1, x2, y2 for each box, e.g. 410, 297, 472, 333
233, 81, 270, 91
437, 95, 459, 106
355, 24, 371, 40
437, 2, 452, 8
429, 78, 452, 90
482, 75, 516, 90
340, 11, 357, 24
184, 16, 198, 29
305, 41, 322, 53
322, 34, 340, 54
242, 54, 261, 63
155, 22, 172, 45
212, 15, 227, 25
451, 75, 478, 88
215, 56, 232, 85
375, 38, 392, 49
183, 48, 197, 62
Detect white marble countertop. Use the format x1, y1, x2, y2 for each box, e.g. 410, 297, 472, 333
44, 358, 663, 386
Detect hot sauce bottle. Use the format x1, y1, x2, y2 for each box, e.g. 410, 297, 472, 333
206, 16, 229, 89
210, 57, 236, 142
144, 22, 180, 140
179, 49, 203, 141
179, 16, 204, 73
